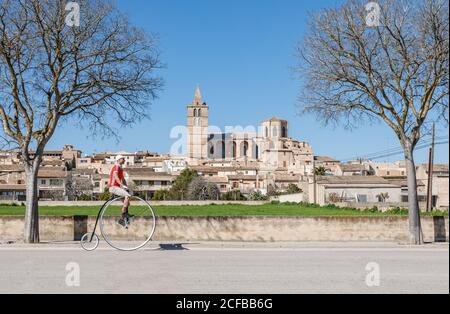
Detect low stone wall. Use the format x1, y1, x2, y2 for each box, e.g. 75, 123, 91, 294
1, 216, 448, 243
273, 193, 304, 203
335, 201, 436, 212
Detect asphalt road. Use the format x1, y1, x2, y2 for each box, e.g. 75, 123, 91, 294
0, 242, 448, 294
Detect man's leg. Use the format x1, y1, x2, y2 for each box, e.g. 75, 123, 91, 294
122, 196, 130, 215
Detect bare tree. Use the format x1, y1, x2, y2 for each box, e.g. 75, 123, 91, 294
295, 0, 448, 244
66, 171, 94, 201
0, 0, 163, 243
188, 177, 220, 201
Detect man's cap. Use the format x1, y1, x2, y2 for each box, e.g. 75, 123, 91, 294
116, 155, 126, 161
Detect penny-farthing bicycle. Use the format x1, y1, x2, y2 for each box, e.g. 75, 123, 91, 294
80, 195, 156, 251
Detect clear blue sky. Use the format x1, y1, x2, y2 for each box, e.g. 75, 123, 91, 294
49, 0, 449, 164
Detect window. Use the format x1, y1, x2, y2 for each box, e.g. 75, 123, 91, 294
282, 126, 287, 138
418, 195, 427, 202
49, 179, 63, 186
402, 195, 427, 203
357, 194, 368, 202
40, 179, 47, 185
283, 161, 287, 168
232, 142, 237, 159
273, 127, 278, 137
242, 141, 249, 157
255, 145, 259, 159
209, 145, 215, 155
265, 127, 269, 137
219, 141, 225, 159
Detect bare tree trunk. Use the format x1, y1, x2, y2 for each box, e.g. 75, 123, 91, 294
404, 145, 423, 245
24, 161, 40, 243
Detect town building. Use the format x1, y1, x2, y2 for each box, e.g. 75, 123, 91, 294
309, 176, 402, 205
0, 87, 447, 210
186, 87, 314, 175
416, 164, 449, 209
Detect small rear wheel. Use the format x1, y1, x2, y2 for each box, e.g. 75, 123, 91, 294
80, 233, 99, 251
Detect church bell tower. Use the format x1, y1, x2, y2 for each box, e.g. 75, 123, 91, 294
187, 86, 209, 161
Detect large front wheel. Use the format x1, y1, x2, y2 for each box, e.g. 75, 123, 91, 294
100, 196, 156, 251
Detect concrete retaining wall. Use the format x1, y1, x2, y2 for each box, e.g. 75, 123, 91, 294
1, 216, 448, 243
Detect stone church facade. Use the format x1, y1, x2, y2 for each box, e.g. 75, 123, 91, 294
186, 87, 314, 176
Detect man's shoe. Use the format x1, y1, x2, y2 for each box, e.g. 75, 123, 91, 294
117, 218, 126, 228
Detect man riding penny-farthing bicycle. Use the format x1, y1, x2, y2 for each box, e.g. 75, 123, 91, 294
109, 155, 133, 227
81, 155, 156, 252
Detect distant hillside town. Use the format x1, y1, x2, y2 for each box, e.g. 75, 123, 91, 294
0, 88, 448, 210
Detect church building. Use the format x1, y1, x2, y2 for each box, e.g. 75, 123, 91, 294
186, 87, 314, 176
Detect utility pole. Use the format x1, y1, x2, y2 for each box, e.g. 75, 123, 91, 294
312, 157, 317, 204
426, 124, 435, 212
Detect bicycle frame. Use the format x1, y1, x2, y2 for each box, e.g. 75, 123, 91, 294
89, 196, 123, 242
81, 194, 157, 251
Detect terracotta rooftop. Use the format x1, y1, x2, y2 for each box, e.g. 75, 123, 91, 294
384, 179, 426, 187
316, 176, 398, 186
204, 176, 229, 184
0, 184, 26, 190
228, 175, 258, 181
124, 168, 175, 180
37, 169, 67, 178
71, 169, 97, 175
339, 164, 369, 172
42, 160, 66, 166
0, 165, 23, 172
314, 156, 340, 163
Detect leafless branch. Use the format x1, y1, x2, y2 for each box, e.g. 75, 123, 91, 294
0, 0, 163, 164
295, 0, 449, 149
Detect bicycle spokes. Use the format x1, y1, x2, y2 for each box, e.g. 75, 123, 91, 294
99, 196, 156, 251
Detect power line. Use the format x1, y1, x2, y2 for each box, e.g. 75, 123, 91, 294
367, 140, 449, 161
340, 136, 449, 161
340, 142, 428, 161
340, 139, 449, 162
